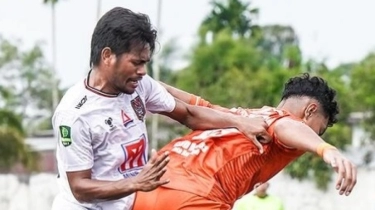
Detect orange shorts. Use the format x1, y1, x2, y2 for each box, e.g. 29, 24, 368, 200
132, 187, 231, 210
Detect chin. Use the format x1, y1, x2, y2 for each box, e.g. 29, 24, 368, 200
122, 88, 136, 95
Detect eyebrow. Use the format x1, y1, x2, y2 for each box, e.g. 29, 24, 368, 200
132, 58, 150, 63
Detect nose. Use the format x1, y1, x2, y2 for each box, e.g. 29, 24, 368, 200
136, 65, 147, 76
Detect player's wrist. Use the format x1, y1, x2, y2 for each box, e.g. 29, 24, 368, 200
124, 177, 141, 192
189, 94, 211, 107
316, 142, 337, 157
233, 116, 246, 131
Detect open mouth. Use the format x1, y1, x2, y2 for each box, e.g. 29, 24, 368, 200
128, 77, 142, 88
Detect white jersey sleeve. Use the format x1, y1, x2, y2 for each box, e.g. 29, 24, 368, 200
141, 74, 176, 113
53, 110, 94, 172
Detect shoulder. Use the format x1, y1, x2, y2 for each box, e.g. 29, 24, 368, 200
137, 74, 166, 95
137, 74, 154, 92
57, 80, 88, 110
53, 81, 90, 125
55, 79, 119, 115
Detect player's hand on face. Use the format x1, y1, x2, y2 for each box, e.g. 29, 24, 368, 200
237, 116, 271, 154
133, 149, 170, 192
323, 148, 357, 196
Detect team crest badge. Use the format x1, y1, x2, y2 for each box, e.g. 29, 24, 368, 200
131, 95, 146, 121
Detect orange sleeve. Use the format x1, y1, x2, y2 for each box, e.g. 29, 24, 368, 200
257, 108, 304, 153
268, 116, 304, 153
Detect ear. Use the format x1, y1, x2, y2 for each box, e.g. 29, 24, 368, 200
304, 103, 318, 120
101, 47, 115, 66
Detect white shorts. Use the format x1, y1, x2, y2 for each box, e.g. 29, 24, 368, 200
51, 192, 135, 210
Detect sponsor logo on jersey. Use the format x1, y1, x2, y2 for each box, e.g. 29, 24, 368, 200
118, 135, 147, 178
131, 95, 146, 121
59, 125, 72, 147
121, 110, 134, 127
75, 95, 87, 109
105, 117, 116, 131
172, 140, 209, 157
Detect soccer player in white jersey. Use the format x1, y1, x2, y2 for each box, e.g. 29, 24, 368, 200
51, 7, 272, 210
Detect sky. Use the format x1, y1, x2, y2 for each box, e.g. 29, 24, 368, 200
0, 0, 374, 88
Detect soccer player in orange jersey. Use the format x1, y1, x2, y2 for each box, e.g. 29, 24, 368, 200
132, 73, 357, 210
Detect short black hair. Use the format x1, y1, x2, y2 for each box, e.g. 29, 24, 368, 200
281, 73, 339, 127
90, 7, 157, 67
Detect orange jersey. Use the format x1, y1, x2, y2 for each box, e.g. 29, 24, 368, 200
158, 106, 305, 206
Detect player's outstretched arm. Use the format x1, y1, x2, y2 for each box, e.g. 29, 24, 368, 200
160, 99, 271, 153
146, 77, 269, 151
273, 118, 357, 196
66, 149, 170, 202
158, 82, 193, 105
159, 81, 228, 112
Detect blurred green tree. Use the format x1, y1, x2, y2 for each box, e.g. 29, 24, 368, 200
0, 110, 39, 172
199, 0, 260, 42
0, 36, 63, 131
351, 53, 375, 139
257, 25, 302, 70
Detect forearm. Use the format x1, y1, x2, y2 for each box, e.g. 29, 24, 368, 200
274, 118, 336, 154
159, 82, 214, 107
71, 178, 137, 202
183, 104, 241, 130
159, 82, 192, 104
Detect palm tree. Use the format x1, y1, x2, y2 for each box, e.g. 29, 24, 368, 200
199, 0, 260, 41
0, 110, 39, 172
0, 110, 24, 135
257, 25, 301, 68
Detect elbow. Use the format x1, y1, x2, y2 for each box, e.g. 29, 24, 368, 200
70, 184, 92, 203
169, 100, 199, 129
180, 115, 194, 130
73, 194, 89, 203
183, 119, 194, 130
181, 106, 196, 129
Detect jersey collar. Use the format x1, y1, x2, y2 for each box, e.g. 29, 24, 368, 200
84, 70, 119, 98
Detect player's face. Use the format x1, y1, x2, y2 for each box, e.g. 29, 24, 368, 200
304, 110, 329, 136
111, 45, 151, 94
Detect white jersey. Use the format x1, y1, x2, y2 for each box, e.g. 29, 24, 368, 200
51, 73, 176, 210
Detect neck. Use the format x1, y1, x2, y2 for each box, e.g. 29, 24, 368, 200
276, 97, 312, 118
89, 68, 119, 94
